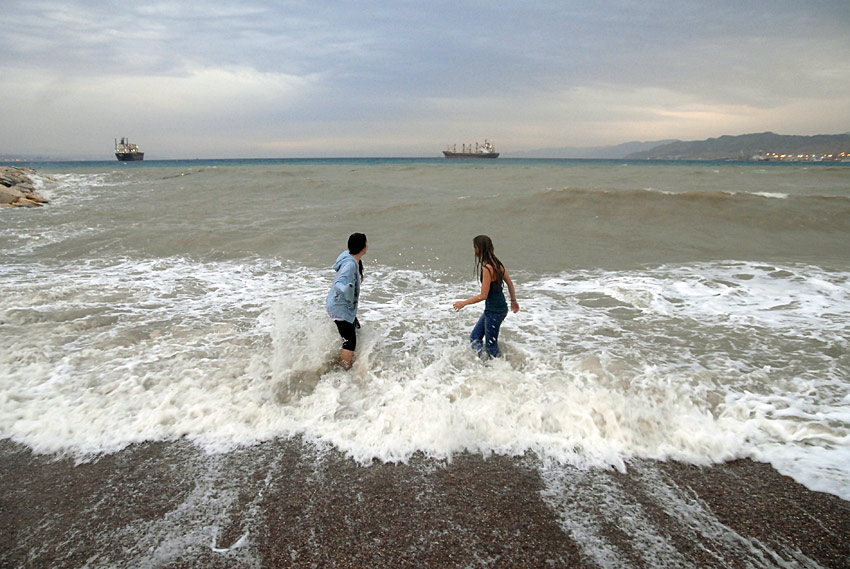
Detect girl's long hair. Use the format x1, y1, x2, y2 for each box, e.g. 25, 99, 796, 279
473, 235, 504, 283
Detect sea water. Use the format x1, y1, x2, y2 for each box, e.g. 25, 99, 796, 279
1, 158, 848, 500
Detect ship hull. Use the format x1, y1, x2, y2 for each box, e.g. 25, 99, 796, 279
115, 153, 144, 161
442, 151, 499, 159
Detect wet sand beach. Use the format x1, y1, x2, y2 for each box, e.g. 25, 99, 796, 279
2, 438, 848, 569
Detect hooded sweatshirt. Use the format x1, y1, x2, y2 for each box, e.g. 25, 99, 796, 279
326, 250, 361, 323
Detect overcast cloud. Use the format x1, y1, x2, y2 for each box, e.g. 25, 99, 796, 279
2, 0, 849, 158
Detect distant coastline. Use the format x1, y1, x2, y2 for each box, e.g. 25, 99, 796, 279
624, 132, 850, 162
495, 132, 850, 161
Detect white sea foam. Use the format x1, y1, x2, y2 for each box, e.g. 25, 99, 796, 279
37, 172, 112, 203
752, 191, 789, 199
0, 258, 848, 499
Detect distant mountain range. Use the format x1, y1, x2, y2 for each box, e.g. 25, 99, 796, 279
515, 132, 850, 161
625, 132, 850, 160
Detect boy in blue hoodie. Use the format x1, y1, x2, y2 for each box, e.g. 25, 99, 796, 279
326, 233, 368, 369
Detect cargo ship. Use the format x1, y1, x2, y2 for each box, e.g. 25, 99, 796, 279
443, 140, 499, 159
114, 137, 144, 161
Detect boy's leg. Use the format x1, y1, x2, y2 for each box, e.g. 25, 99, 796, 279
339, 349, 354, 370
335, 320, 357, 369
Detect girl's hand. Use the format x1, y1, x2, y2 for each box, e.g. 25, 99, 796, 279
453, 300, 465, 311
511, 299, 520, 313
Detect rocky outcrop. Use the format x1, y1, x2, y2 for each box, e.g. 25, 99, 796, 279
0, 166, 49, 208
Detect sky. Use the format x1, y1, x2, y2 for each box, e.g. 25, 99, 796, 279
2, 0, 849, 159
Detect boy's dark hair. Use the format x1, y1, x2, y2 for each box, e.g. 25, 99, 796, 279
348, 233, 367, 255
348, 233, 367, 278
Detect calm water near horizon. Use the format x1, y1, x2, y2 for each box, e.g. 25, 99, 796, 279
2, 157, 849, 504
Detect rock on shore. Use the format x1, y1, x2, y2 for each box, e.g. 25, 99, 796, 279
0, 166, 49, 208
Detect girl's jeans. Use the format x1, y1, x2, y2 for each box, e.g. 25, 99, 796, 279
470, 310, 508, 358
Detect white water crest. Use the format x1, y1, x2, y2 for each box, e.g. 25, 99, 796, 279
1, 256, 848, 499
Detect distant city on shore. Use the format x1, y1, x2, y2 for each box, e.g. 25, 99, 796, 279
2, 132, 849, 163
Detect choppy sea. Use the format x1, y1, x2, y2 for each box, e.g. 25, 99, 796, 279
2, 158, 849, 501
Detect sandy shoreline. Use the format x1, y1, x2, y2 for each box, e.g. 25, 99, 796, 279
1, 437, 848, 568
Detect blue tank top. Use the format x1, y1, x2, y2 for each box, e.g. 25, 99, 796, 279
484, 273, 508, 313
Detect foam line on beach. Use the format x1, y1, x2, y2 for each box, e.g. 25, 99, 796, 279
1, 257, 848, 500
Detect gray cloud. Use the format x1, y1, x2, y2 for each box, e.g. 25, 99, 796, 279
2, 0, 848, 158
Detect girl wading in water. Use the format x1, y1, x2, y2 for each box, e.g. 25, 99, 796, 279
453, 235, 519, 358
326, 233, 368, 370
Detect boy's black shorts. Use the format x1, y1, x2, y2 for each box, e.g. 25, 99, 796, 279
334, 320, 357, 351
